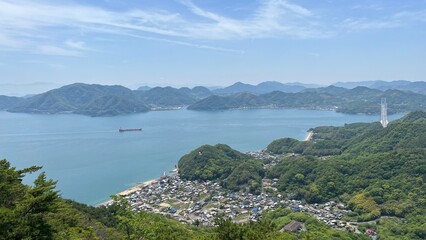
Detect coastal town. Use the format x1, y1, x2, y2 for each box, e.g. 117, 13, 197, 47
110, 149, 375, 238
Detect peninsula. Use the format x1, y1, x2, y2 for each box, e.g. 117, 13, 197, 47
108, 111, 426, 240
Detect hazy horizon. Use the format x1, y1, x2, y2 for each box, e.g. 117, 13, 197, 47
1, 79, 423, 97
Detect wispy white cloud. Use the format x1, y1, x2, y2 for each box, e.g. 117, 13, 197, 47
342, 17, 399, 30
0, 0, 425, 56
351, 4, 384, 11
65, 40, 87, 50
341, 10, 426, 31
0, 0, 328, 56
37, 45, 81, 57
125, 33, 244, 54
176, 0, 326, 39
394, 10, 426, 22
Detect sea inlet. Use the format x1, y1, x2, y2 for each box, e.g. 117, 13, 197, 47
0, 109, 403, 205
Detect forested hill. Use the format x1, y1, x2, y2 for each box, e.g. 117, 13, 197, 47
178, 144, 266, 194
265, 111, 426, 239
0, 83, 208, 117
1, 83, 149, 116
188, 86, 426, 114
212, 81, 306, 94
178, 112, 426, 239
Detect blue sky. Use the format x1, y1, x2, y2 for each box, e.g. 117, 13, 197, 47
0, 0, 425, 93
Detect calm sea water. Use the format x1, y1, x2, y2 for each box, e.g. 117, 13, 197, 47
0, 109, 403, 205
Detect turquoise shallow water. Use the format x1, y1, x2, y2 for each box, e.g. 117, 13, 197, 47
0, 109, 403, 205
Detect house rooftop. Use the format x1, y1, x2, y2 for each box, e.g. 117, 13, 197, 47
282, 220, 304, 232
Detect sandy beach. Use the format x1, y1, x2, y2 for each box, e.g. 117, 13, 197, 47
304, 131, 314, 141
118, 179, 158, 196
119, 169, 179, 196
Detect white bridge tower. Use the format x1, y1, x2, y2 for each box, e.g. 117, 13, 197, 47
380, 98, 388, 128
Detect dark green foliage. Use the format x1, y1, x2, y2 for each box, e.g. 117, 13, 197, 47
0, 160, 57, 240
178, 144, 267, 192
343, 112, 426, 155
266, 138, 300, 154
107, 195, 214, 240
65, 199, 118, 227
302, 140, 343, 156
311, 122, 374, 141
0, 159, 124, 239
223, 160, 265, 194
260, 209, 369, 240
264, 112, 426, 239
213, 216, 281, 240
178, 144, 250, 181
355, 214, 426, 240
266, 137, 341, 157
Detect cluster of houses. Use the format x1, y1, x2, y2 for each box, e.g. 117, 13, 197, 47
122, 174, 272, 225
111, 149, 380, 238
120, 173, 356, 232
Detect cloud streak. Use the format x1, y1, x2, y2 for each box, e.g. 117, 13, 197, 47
0, 0, 327, 55
341, 10, 426, 31
0, 0, 425, 56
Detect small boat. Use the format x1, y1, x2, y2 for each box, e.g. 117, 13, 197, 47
119, 128, 142, 132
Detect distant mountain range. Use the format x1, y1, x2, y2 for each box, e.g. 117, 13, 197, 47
333, 80, 426, 94
212, 81, 308, 95
188, 86, 426, 114
138, 81, 316, 95
0, 80, 425, 116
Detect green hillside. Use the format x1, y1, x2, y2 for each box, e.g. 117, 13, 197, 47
1, 158, 368, 240
188, 87, 426, 114
136, 86, 197, 107
75, 95, 149, 117
264, 112, 426, 239
178, 144, 249, 181
8, 83, 146, 116
178, 112, 426, 239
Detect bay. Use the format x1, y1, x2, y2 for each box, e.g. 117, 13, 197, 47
0, 109, 403, 205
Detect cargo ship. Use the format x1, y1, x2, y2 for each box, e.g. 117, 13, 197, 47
119, 128, 142, 132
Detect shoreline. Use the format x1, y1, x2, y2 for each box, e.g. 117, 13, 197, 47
118, 179, 158, 196
99, 168, 178, 206
304, 131, 314, 141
